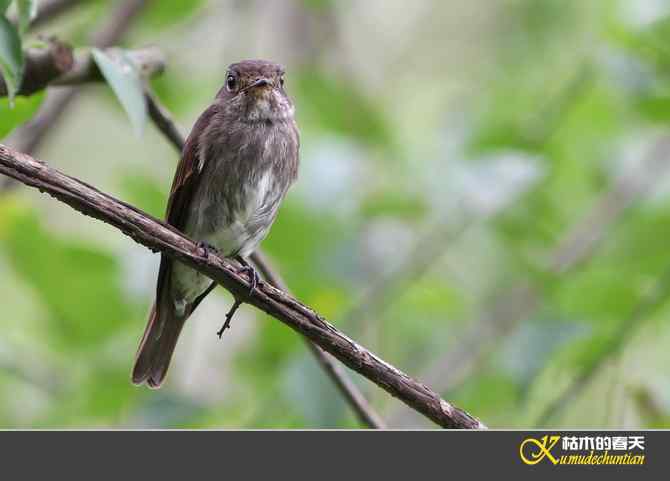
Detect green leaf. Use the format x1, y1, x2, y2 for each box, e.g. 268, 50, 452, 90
0, 91, 43, 138
16, 0, 38, 34
0, 1, 11, 14
92, 48, 147, 136
0, 15, 23, 102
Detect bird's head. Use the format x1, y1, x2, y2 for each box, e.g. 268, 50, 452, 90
217, 59, 294, 122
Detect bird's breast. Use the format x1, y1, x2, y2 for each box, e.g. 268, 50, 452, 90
186, 119, 298, 257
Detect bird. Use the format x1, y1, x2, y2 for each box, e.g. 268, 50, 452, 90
132, 60, 300, 388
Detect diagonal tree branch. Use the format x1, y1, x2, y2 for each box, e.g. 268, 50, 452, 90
145, 90, 386, 429
0, 143, 485, 429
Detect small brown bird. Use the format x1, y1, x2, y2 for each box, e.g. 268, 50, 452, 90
132, 60, 300, 388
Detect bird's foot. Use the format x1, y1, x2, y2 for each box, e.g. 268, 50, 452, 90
196, 241, 219, 259
217, 298, 242, 339
235, 256, 260, 296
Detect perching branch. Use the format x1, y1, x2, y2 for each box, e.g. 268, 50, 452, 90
0, 143, 485, 429
145, 90, 386, 429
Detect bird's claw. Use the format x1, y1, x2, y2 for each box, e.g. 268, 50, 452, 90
215, 257, 261, 339
196, 241, 219, 259
237, 264, 260, 296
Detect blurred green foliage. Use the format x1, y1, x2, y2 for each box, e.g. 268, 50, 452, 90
2, 0, 670, 429
0, 91, 41, 136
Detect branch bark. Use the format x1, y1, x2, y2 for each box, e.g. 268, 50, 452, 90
0, 40, 74, 97
0, 143, 485, 429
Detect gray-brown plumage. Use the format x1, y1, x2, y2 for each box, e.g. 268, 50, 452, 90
132, 60, 299, 388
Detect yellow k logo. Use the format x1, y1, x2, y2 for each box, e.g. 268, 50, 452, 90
519, 435, 561, 465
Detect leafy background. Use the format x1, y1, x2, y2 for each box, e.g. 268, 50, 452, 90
2, 0, 670, 428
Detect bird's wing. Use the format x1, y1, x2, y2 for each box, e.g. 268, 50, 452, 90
133, 105, 221, 387
156, 104, 219, 300
165, 104, 219, 229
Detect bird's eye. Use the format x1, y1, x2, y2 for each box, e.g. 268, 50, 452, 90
279, 76, 285, 88
226, 75, 237, 92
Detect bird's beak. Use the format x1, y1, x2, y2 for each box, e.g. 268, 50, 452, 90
243, 78, 273, 92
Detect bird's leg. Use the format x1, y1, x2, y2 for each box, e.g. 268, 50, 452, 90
196, 241, 219, 259
216, 257, 259, 339
215, 256, 260, 339
217, 297, 242, 338
234, 255, 260, 296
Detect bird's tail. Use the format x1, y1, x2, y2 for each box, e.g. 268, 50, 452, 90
131, 302, 187, 389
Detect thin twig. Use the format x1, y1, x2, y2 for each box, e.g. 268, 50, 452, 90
145, 91, 386, 429
0, 143, 486, 429
144, 90, 185, 153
